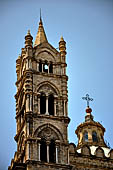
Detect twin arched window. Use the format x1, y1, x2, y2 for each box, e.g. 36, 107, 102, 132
39, 60, 53, 73
83, 131, 98, 142
40, 93, 54, 115
40, 138, 56, 163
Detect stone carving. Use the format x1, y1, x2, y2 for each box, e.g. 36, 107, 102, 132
38, 83, 57, 96
38, 127, 58, 141
34, 123, 64, 142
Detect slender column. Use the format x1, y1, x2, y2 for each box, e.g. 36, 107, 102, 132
46, 141, 50, 163
54, 96, 57, 116
29, 59, 31, 69
66, 101, 68, 116
33, 94, 35, 112
46, 95, 49, 115
26, 59, 29, 70
26, 94, 30, 112
30, 59, 32, 69
33, 94, 38, 112
53, 65, 55, 74
37, 63, 39, 71
56, 145, 58, 163
38, 143, 41, 161
28, 59, 29, 69
30, 95, 32, 111
64, 100, 66, 116
27, 122, 29, 136
42, 63, 44, 72
55, 140, 60, 163
48, 63, 50, 73
37, 93, 40, 114
26, 142, 30, 160
67, 148, 69, 164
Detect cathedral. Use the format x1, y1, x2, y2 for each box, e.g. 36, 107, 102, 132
8, 17, 113, 170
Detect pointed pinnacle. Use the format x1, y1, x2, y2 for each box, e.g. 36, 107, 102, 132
34, 16, 48, 46
27, 30, 31, 35
60, 36, 64, 41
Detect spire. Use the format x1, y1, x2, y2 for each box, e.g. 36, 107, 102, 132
34, 12, 48, 46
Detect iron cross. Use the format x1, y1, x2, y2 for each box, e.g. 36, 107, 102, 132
82, 94, 93, 107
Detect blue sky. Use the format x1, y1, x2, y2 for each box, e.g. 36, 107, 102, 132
0, 0, 113, 169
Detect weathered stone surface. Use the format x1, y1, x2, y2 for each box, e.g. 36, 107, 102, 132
8, 18, 113, 170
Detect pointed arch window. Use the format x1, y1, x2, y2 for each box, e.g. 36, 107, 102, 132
48, 94, 54, 115
40, 93, 46, 114
92, 131, 98, 142
84, 131, 88, 142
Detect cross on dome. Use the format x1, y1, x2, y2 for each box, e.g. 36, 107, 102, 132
82, 94, 93, 107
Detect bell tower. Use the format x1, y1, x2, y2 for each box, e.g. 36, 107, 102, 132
9, 17, 71, 170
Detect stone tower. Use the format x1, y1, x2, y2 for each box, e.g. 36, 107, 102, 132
8, 17, 113, 170
8, 17, 71, 170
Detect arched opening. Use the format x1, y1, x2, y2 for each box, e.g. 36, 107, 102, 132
43, 61, 48, 73
92, 131, 98, 142
40, 138, 47, 162
48, 94, 54, 115
49, 139, 56, 163
49, 63, 53, 73
40, 93, 46, 114
84, 131, 88, 142
39, 61, 42, 72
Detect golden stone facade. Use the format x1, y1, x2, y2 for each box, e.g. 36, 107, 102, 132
8, 18, 113, 170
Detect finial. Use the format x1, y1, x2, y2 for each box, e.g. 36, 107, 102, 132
60, 36, 64, 41
27, 30, 30, 35
18, 54, 21, 58
82, 94, 93, 108
40, 8, 42, 21
39, 8, 43, 24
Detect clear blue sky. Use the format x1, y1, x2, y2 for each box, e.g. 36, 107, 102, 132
0, 0, 113, 169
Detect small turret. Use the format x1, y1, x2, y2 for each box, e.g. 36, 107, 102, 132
59, 36, 67, 75
16, 54, 21, 81
25, 30, 33, 48
59, 36, 66, 60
